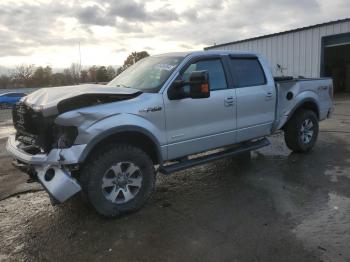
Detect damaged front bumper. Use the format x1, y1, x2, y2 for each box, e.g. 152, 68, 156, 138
6, 135, 86, 204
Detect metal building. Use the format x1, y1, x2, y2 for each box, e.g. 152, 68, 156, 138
205, 18, 350, 93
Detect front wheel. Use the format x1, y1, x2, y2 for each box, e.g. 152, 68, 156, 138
284, 109, 319, 153
80, 144, 156, 218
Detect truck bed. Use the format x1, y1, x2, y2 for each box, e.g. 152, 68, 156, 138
274, 77, 333, 130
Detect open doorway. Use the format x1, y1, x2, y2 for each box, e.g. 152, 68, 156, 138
324, 44, 350, 93
322, 33, 350, 94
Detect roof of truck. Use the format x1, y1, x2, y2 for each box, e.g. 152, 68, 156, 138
154, 50, 259, 57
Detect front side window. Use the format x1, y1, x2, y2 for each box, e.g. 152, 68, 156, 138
181, 59, 228, 91
107, 56, 184, 93
230, 58, 266, 87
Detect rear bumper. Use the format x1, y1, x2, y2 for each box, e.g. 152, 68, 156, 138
6, 135, 84, 203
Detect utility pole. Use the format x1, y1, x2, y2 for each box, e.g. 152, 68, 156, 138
78, 41, 82, 72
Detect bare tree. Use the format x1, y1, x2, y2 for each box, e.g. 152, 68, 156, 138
0, 75, 11, 89
69, 63, 81, 84
11, 64, 35, 87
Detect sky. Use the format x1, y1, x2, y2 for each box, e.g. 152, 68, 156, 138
0, 0, 349, 69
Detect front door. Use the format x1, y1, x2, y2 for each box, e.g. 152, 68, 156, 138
163, 57, 237, 160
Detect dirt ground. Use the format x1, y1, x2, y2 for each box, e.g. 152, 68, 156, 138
0, 96, 349, 262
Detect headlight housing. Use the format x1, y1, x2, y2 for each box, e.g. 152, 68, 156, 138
54, 125, 78, 149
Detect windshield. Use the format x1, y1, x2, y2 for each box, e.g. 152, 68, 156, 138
107, 56, 184, 92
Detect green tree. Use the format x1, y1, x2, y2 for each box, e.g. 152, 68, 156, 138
106, 66, 116, 81
51, 73, 66, 87
96, 66, 109, 82
88, 66, 98, 83
80, 70, 89, 83
62, 69, 74, 85
117, 51, 150, 75
33, 66, 52, 87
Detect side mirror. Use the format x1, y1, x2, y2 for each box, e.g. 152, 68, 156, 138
167, 70, 210, 100
167, 80, 186, 100
189, 71, 210, 99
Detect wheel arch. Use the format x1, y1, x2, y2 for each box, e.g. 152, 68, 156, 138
282, 98, 320, 129
78, 126, 163, 165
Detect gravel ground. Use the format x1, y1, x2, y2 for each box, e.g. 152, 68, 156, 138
0, 96, 349, 262
0, 109, 14, 139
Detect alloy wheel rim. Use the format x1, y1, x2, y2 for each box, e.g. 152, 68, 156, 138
300, 118, 314, 144
101, 162, 143, 204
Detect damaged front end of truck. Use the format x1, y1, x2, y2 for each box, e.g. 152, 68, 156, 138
6, 84, 141, 204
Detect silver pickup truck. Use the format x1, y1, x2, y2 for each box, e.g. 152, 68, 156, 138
6, 51, 333, 217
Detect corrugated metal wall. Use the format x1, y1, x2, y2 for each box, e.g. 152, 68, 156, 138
207, 20, 350, 77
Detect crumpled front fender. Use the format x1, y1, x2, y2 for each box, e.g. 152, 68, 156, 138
74, 113, 167, 163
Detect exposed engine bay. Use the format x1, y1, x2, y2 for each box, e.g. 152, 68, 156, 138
12, 85, 141, 153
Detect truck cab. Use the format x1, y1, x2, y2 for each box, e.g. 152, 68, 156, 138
163, 52, 276, 159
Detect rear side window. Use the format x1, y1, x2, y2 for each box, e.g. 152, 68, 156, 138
182, 59, 227, 91
230, 58, 266, 87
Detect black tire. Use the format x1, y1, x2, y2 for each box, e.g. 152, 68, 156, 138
284, 109, 319, 153
80, 144, 155, 218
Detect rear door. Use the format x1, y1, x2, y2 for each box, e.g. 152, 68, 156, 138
228, 55, 276, 142
163, 56, 237, 160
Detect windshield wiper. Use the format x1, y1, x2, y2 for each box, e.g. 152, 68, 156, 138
116, 84, 131, 88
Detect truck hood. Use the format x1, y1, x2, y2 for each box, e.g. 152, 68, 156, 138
23, 84, 141, 117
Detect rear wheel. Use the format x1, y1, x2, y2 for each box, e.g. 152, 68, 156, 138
284, 109, 319, 153
80, 144, 155, 218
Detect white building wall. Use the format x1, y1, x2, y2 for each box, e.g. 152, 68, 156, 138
207, 20, 350, 77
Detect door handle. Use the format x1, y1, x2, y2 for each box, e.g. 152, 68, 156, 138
224, 96, 236, 106
265, 92, 273, 100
